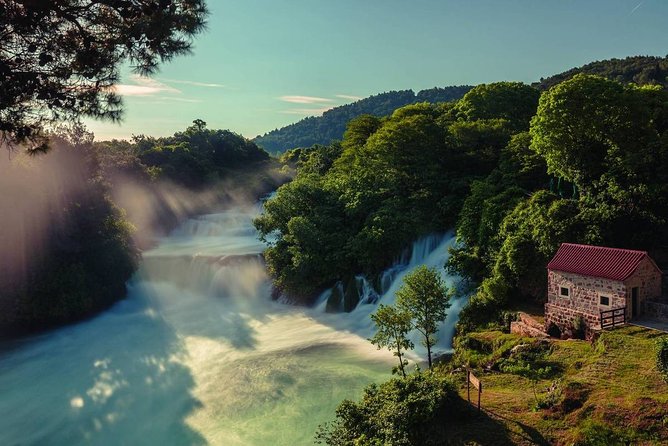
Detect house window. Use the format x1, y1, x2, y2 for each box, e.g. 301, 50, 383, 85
600, 295, 610, 306
559, 287, 570, 297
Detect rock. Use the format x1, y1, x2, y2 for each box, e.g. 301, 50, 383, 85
343, 276, 361, 312
510, 343, 530, 355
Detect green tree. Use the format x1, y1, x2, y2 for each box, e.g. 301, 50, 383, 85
1, 0, 208, 151
369, 304, 414, 378
455, 82, 540, 131
396, 266, 453, 368
315, 372, 456, 446
529, 74, 664, 190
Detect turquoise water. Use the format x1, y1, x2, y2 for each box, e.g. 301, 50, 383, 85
0, 205, 462, 445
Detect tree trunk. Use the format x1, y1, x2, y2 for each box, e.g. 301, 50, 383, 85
396, 341, 406, 378
426, 340, 432, 369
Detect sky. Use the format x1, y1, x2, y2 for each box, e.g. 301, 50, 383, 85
85, 0, 668, 141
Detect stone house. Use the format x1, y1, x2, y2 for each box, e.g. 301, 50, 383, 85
544, 243, 662, 338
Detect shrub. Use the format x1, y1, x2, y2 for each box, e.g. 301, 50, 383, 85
573, 316, 586, 340
656, 337, 668, 383
315, 372, 457, 446
499, 310, 519, 333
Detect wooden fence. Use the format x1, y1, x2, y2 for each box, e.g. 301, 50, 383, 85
600, 306, 626, 329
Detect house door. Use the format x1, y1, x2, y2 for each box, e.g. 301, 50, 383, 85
631, 287, 639, 318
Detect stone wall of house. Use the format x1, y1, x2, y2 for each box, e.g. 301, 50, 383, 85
546, 258, 664, 334
547, 271, 626, 316
624, 257, 662, 318
544, 302, 600, 338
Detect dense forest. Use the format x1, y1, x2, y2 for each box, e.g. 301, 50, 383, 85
0, 121, 283, 337
255, 82, 541, 302
253, 86, 473, 153
254, 55, 668, 157
96, 119, 272, 188
535, 55, 668, 90
256, 72, 668, 327
0, 127, 139, 336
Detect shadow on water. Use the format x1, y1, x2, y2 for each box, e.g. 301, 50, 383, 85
131, 277, 268, 351
0, 290, 207, 446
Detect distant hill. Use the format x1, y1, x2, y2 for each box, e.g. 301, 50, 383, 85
253, 86, 473, 153
255, 55, 668, 154
535, 55, 668, 90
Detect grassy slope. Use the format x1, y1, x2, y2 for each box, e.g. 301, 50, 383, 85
445, 326, 668, 445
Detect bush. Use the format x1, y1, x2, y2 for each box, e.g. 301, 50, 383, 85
315, 372, 457, 446
656, 337, 668, 383
499, 310, 519, 333
573, 316, 586, 340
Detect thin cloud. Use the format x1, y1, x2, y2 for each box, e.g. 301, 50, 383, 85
160, 78, 227, 88
280, 107, 334, 115
335, 94, 363, 101
113, 75, 181, 96
157, 96, 203, 103
278, 95, 334, 104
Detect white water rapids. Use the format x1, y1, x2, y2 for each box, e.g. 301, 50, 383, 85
0, 203, 465, 445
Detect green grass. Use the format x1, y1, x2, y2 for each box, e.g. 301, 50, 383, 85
444, 326, 668, 445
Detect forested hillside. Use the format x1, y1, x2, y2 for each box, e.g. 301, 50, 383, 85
255, 55, 668, 156
0, 121, 286, 338
255, 82, 541, 301
253, 86, 473, 153
535, 55, 668, 90
256, 75, 668, 320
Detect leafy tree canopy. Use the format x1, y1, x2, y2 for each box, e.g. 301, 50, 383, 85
315, 372, 456, 446
256, 83, 536, 301
396, 266, 452, 368
530, 74, 668, 190
369, 304, 414, 377
454, 82, 540, 131
0, 0, 208, 151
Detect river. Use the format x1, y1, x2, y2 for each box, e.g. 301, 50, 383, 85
0, 203, 465, 445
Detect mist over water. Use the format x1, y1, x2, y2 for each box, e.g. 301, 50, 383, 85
0, 202, 464, 445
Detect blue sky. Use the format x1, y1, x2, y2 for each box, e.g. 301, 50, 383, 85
85, 0, 668, 141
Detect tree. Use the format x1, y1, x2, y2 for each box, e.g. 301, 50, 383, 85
529, 74, 662, 190
315, 372, 456, 446
396, 266, 452, 368
454, 82, 540, 131
0, 0, 208, 151
369, 304, 414, 378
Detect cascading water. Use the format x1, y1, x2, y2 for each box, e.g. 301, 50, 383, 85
313, 232, 466, 357
0, 203, 465, 446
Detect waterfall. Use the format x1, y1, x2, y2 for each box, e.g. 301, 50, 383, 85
313, 232, 466, 355
0, 203, 465, 446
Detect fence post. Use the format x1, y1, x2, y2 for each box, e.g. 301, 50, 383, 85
466, 369, 470, 404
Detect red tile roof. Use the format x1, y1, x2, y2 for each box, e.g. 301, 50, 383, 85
547, 243, 657, 281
